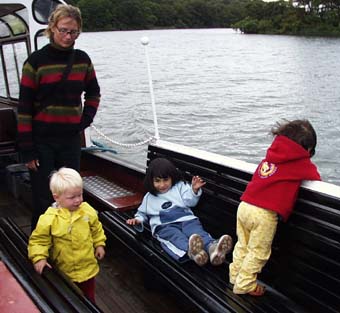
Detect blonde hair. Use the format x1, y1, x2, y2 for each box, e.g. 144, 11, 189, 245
44, 4, 82, 38
49, 167, 83, 196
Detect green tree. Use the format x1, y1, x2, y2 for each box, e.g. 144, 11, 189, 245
66, 0, 340, 36
113, 0, 157, 29
234, 16, 259, 33
148, 2, 177, 27
77, 0, 113, 31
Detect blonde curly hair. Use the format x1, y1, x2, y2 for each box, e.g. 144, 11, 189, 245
49, 167, 83, 196
44, 4, 82, 38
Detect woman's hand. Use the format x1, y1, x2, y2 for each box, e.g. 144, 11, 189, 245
25, 159, 40, 171
191, 176, 206, 194
126, 218, 141, 226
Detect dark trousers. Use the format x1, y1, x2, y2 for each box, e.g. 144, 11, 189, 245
75, 277, 96, 303
30, 134, 81, 231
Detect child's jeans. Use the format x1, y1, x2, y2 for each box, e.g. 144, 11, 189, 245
75, 277, 96, 303
229, 202, 278, 294
155, 218, 214, 261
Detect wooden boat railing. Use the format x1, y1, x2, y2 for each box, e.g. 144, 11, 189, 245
0, 217, 103, 313
83, 142, 340, 313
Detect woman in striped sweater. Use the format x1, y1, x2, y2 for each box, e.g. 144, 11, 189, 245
17, 4, 101, 230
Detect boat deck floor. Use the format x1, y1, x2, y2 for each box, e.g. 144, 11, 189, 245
0, 183, 196, 313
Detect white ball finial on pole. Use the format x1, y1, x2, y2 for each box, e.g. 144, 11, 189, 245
141, 37, 159, 140
141, 36, 149, 46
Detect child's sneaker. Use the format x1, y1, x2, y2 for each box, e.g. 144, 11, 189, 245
209, 235, 233, 266
193, 250, 209, 266
188, 234, 208, 266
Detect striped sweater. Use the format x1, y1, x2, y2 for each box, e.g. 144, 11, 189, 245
17, 43, 100, 162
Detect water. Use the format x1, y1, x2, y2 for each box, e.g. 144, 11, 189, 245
76, 29, 340, 186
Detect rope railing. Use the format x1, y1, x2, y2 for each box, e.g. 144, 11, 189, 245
89, 37, 159, 150
90, 124, 156, 148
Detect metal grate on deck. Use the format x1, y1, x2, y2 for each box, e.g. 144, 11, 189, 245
83, 176, 134, 199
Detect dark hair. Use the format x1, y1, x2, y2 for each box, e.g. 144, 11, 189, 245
144, 158, 184, 195
271, 119, 317, 157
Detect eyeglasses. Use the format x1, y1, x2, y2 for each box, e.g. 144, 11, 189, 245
56, 27, 80, 37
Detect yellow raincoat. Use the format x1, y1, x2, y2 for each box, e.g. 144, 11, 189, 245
28, 202, 106, 283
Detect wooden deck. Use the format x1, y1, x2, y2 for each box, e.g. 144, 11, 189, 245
0, 177, 196, 313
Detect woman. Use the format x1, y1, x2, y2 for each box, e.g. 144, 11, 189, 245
17, 4, 101, 230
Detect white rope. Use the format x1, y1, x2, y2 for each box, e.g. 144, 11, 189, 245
90, 124, 156, 148
89, 37, 159, 150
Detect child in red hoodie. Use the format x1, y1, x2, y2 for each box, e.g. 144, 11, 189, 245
229, 119, 321, 296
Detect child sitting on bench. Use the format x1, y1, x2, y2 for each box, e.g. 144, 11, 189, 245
127, 158, 233, 266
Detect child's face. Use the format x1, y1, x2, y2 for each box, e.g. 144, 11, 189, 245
153, 177, 172, 194
53, 187, 83, 211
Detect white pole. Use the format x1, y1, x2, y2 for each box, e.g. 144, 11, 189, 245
141, 36, 160, 140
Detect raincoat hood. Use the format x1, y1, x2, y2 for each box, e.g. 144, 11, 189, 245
241, 135, 320, 221
266, 135, 310, 164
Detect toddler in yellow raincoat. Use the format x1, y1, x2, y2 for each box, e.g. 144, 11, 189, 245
28, 167, 106, 303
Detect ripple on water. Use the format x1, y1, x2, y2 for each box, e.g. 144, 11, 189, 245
78, 29, 340, 186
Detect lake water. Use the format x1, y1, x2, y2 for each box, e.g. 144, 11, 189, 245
76, 28, 340, 186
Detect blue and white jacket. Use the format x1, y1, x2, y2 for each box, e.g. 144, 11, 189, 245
134, 181, 202, 235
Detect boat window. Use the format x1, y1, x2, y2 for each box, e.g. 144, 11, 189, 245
0, 58, 5, 97
33, 0, 60, 24
15, 8, 29, 29
36, 30, 49, 49
1, 14, 26, 36
1, 42, 28, 99
0, 19, 11, 38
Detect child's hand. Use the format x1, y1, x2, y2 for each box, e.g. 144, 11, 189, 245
34, 259, 52, 274
192, 176, 206, 194
126, 218, 141, 226
95, 246, 105, 260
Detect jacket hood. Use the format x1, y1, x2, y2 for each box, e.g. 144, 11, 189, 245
266, 135, 310, 164
45, 203, 84, 220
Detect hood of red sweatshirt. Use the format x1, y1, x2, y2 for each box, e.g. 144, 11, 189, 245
266, 135, 310, 164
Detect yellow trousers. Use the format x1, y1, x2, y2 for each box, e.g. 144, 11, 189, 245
229, 201, 278, 294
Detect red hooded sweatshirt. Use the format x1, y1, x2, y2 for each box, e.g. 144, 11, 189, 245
240, 135, 321, 221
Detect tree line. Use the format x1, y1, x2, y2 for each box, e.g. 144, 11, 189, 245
67, 0, 340, 36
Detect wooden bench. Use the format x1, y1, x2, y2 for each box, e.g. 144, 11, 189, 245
0, 217, 103, 313
80, 152, 144, 212
99, 142, 340, 313
82, 171, 143, 211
